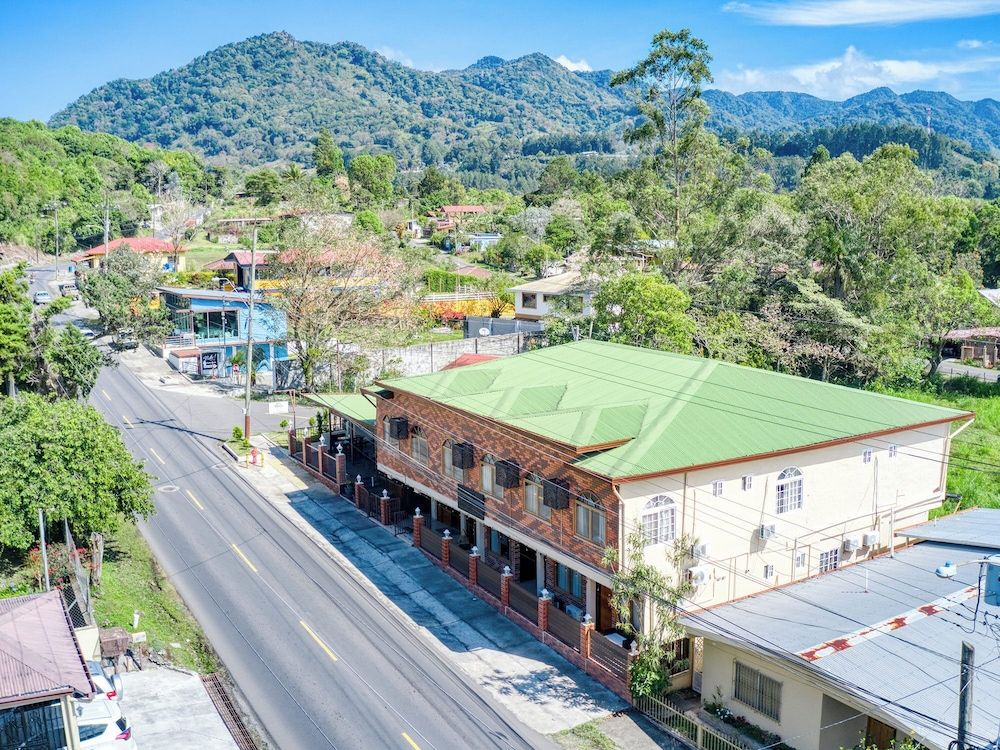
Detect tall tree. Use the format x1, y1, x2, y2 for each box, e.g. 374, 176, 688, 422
611, 28, 713, 242
0, 266, 31, 395
348, 154, 396, 209
80, 248, 170, 341
244, 169, 282, 205
313, 128, 344, 177
592, 272, 695, 352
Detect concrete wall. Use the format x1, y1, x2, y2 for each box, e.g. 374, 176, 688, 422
619, 422, 952, 608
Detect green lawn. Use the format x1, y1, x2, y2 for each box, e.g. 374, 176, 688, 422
93, 521, 217, 672
184, 242, 232, 271
886, 377, 1000, 515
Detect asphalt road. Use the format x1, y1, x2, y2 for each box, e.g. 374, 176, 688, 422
91, 362, 548, 750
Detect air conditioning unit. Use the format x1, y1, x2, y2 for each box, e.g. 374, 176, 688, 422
692, 542, 711, 559
688, 565, 711, 587
759, 524, 777, 540
843, 535, 862, 552
862, 531, 879, 548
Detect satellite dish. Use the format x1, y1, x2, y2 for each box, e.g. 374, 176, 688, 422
478, 327, 491, 337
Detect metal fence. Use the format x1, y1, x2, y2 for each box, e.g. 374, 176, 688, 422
547, 606, 580, 650
478, 562, 502, 598
63, 522, 92, 627
508, 583, 538, 624
421, 527, 443, 560
635, 694, 750, 750
449, 544, 470, 578
590, 633, 629, 681
305, 443, 319, 470
464, 316, 545, 338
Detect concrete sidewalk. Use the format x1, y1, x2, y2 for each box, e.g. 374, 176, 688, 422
233, 440, 628, 736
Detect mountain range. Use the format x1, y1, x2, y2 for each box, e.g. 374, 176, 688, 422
49, 31, 1000, 168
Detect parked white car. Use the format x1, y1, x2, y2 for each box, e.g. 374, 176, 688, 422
75, 698, 136, 748
33, 290, 52, 304
85, 660, 124, 701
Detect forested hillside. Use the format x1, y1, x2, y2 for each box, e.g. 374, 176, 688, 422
0, 119, 216, 248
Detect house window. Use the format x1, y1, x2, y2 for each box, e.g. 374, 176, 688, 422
524, 473, 551, 520
741, 475, 753, 491
775, 468, 803, 514
763, 564, 775, 581
481, 454, 498, 497
642, 495, 676, 546
556, 563, 583, 599
889, 444, 898, 458
711, 480, 724, 497
862, 448, 873, 464
442, 439, 464, 482
819, 548, 840, 573
794, 551, 807, 570
575, 492, 606, 545
410, 427, 428, 466
382, 416, 398, 450
488, 528, 510, 558
733, 661, 782, 721
521, 292, 537, 309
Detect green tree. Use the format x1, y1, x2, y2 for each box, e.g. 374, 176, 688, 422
80, 248, 170, 341
592, 272, 695, 351
313, 128, 344, 177
47, 326, 108, 399
348, 154, 396, 209
354, 209, 385, 234
0, 394, 154, 551
804, 144, 831, 176
536, 156, 578, 196
0, 266, 31, 395
544, 214, 587, 255
524, 243, 561, 278
244, 169, 282, 205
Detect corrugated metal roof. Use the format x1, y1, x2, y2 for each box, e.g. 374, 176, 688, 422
509, 272, 588, 294
897, 508, 1000, 549
301, 393, 376, 424
378, 340, 971, 479
0, 590, 93, 705
681, 541, 1000, 750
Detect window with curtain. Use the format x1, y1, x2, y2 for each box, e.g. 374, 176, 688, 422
481, 454, 498, 497
642, 495, 677, 546
575, 492, 606, 545
383, 417, 398, 450
442, 439, 463, 481
523, 473, 550, 520
410, 427, 428, 465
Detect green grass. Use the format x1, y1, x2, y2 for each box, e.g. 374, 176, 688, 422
413, 329, 465, 344
93, 521, 217, 672
885, 377, 1000, 515
184, 242, 231, 271
553, 720, 618, 750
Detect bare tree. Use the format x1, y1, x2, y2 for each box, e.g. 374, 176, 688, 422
158, 198, 199, 257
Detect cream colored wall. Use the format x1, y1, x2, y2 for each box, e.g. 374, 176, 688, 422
514, 290, 592, 318
701, 641, 870, 750
619, 424, 952, 607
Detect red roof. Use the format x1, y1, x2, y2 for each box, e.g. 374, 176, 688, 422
440, 205, 486, 216
441, 353, 501, 370
947, 327, 1000, 340
0, 590, 93, 705
73, 237, 178, 260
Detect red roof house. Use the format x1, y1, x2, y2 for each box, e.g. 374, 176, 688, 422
72, 237, 185, 270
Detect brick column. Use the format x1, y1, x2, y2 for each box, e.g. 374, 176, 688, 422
288, 430, 294, 454
379, 490, 391, 526
412, 507, 423, 548
500, 565, 513, 608
334, 444, 346, 487
580, 615, 595, 660
353, 475, 363, 507
538, 588, 552, 633
316, 442, 324, 475
300, 433, 307, 463
441, 529, 451, 567
468, 546, 479, 587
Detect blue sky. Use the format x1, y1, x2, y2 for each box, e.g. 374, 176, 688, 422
2, 0, 1000, 121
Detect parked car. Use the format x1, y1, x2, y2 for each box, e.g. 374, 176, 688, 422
74, 698, 136, 748
111, 329, 139, 351
33, 290, 51, 304
86, 660, 123, 701
60, 283, 81, 298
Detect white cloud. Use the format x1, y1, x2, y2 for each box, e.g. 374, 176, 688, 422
717, 45, 1000, 99
376, 46, 414, 68
724, 0, 1000, 26
554, 54, 592, 72
958, 39, 986, 48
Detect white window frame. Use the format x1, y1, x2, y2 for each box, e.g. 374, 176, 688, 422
862, 448, 873, 464
642, 495, 677, 547
523, 474, 550, 520
794, 551, 807, 570
775, 467, 803, 514
733, 661, 782, 721
410, 427, 429, 466
575, 492, 606, 545
442, 439, 464, 482
711, 480, 723, 497
819, 547, 840, 573
382, 416, 399, 450
763, 564, 775, 581
741, 475, 753, 492
888, 444, 898, 458
481, 454, 498, 497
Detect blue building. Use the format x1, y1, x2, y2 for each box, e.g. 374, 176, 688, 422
158, 286, 288, 378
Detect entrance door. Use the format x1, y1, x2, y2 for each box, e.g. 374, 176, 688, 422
519, 545, 537, 585
865, 717, 896, 749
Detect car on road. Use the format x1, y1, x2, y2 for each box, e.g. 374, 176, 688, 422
74, 698, 136, 749
33, 290, 51, 304
60, 282, 81, 298
111, 329, 139, 351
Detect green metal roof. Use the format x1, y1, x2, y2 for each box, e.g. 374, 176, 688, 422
378, 340, 971, 480
301, 393, 376, 425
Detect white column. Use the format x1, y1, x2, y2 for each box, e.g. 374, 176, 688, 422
430, 499, 438, 527
586, 578, 598, 622
536, 553, 546, 595
475, 519, 486, 551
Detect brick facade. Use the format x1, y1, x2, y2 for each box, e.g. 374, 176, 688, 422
374, 390, 619, 575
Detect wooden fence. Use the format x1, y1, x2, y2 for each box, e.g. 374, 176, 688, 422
590, 633, 629, 681
508, 583, 538, 624
547, 606, 580, 650
449, 544, 470, 578
305, 443, 319, 470
421, 526, 443, 560
635, 694, 750, 750
478, 562, 502, 598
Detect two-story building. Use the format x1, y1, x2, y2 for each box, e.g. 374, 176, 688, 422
158, 286, 287, 377
368, 340, 970, 640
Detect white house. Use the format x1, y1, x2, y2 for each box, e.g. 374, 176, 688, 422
509, 271, 594, 320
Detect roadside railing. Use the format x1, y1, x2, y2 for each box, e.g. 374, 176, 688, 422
635, 694, 750, 750
590, 633, 629, 681
547, 606, 580, 650
420, 526, 443, 560
449, 544, 470, 578
478, 561, 502, 598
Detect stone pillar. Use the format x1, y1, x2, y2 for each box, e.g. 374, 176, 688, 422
469, 546, 479, 587
441, 529, 451, 567
538, 588, 552, 633
501, 565, 513, 609
379, 489, 391, 526
334, 444, 346, 487
580, 615, 595, 660
412, 507, 423, 548
353, 475, 363, 508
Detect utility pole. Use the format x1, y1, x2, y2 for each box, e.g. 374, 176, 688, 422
244, 226, 258, 441
38, 509, 50, 592
959, 641, 975, 750
102, 194, 111, 272
54, 202, 61, 257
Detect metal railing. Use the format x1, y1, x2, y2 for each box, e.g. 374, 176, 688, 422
305, 443, 319, 469
478, 562, 502, 597
635, 694, 750, 750
508, 583, 538, 624
449, 544, 470, 578
590, 633, 629, 680
421, 526, 443, 560
163, 333, 196, 348
547, 606, 580, 650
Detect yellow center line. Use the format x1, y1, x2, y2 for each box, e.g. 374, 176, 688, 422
122, 415, 134, 429
101, 389, 111, 401
231, 543, 258, 574
299, 620, 338, 662
185, 489, 204, 511
401, 732, 421, 750
149, 448, 166, 465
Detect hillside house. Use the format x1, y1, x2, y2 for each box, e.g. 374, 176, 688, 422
510, 271, 593, 320
946, 327, 1000, 367
72, 237, 185, 271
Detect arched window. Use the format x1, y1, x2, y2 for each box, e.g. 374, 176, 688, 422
442, 439, 463, 481
575, 492, 606, 545
523, 473, 550, 520
481, 454, 498, 497
410, 426, 428, 466
776, 468, 803, 513
382, 416, 398, 450
642, 495, 677, 546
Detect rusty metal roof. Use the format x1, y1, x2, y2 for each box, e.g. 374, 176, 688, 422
0, 590, 93, 705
